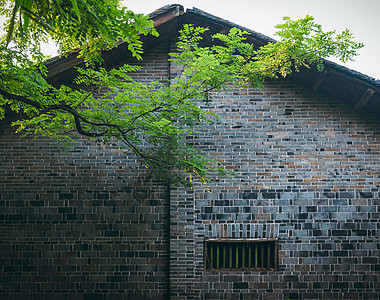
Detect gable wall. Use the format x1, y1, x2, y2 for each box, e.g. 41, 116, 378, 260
168, 44, 380, 298
186, 79, 380, 299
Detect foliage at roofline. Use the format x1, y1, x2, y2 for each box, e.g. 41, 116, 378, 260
189, 7, 379, 87
0, 2, 363, 188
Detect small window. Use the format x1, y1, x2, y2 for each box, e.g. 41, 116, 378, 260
204, 238, 278, 271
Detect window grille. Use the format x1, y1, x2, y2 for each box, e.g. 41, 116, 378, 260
204, 238, 278, 271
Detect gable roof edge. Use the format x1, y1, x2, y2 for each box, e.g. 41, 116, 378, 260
187, 7, 379, 89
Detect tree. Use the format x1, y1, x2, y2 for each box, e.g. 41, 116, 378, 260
0, 1, 364, 188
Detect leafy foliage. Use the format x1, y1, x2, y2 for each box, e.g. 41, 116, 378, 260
1, 0, 157, 64
0, 5, 364, 188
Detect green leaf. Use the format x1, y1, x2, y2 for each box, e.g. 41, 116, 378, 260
21, 0, 32, 32
6, 0, 22, 46
19, 7, 55, 32
52, 0, 68, 18
71, 0, 81, 21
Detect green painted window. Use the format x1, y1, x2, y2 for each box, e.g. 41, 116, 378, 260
204, 239, 278, 271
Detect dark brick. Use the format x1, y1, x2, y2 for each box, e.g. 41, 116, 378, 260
313, 251, 329, 257
359, 192, 373, 198
105, 231, 120, 237
106, 276, 122, 282
215, 200, 229, 206
120, 251, 135, 258
306, 206, 317, 212
29, 201, 44, 206
216, 214, 229, 220
58, 207, 72, 213
204, 207, 213, 213
353, 230, 367, 236
139, 252, 154, 258
241, 192, 258, 199
233, 282, 248, 289
59, 193, 74, 200
332, 282, 349, 289
322, 192, 336, 198
67, 214, 78, 220
148, 200, 159, 206
312, 230, 323, 236
342, 243, 355, 250
332, 230, 348, 236
333, 251, 349, 257
354, 282, 370, 289
8, 214, 25, 221
295, 213, 309, 219
95, 193, 110, 200
262, 192, 277, 199
284, 275, 299, 282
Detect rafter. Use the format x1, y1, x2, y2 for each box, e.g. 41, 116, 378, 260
310, 70, 328, 94
353, 88, 375, 111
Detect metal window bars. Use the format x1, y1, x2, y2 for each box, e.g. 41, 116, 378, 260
204, 238, 278, 271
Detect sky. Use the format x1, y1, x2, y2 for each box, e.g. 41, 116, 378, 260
123, 0, 380, 80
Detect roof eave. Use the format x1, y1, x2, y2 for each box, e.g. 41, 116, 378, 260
45, 4, 185, 80
186, 7, 380, 113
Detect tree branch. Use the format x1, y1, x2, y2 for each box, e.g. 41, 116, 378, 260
0, 88, 42, 109
0, 87, 172, 166
0, 88, 107, 137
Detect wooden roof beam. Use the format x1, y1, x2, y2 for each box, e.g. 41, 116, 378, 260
353, 88, 375, 111
45, 54, 82, 79
152, 5, 183, 28
310, 70, 328, 94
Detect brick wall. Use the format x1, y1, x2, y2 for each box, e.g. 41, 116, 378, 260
1, 39, 379, 300
185, 80, 380, 299
0, 45, 171, 300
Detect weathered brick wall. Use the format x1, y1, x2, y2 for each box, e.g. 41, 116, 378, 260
0, 45, 171, 300
1, 39, 379, 300
184, 80, 380, 299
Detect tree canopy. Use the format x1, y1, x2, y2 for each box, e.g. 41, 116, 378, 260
0, 1, 364, 188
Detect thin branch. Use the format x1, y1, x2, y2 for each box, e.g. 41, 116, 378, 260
115, 126, 165, 166
130, 105, 165, 125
